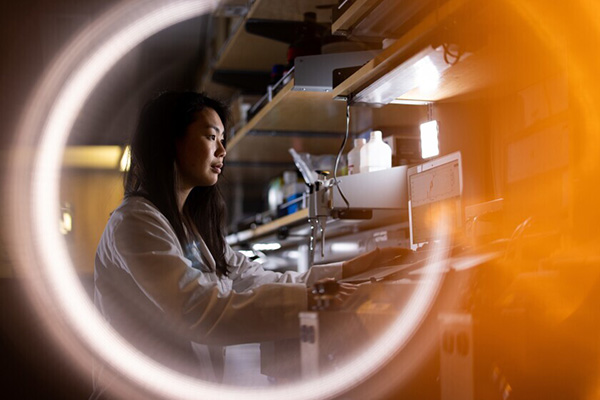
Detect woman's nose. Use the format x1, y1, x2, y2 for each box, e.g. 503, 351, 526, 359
216, 140, 226, 158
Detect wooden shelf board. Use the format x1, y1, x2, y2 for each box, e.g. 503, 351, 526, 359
254, 208, 309, 237
227, 134, 351, 163
222, 104, 426, 180
331, 0, 380, 34
215, 0, 335, 71
227, 209, 409, 246
227, 78, 374, 157
395, 47, 494, 102
229, 80, 294, 148
227, 208, 309, 245
247, 0, 334, 21
215, 23, 288, 71
393, 11, 563, 103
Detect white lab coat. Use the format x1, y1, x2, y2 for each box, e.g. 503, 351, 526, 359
92, 196, 340, 394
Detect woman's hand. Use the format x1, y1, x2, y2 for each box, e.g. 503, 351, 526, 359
341, 247, 414, 279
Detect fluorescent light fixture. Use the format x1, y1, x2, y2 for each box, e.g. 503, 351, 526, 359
120, 145, 131, 172
252, 242, 282, 251
420, 120, 440, 159
352, 46, 454, 105
331, 242, 360, 252
390, 99, 431, 105
414, 55, 440, 94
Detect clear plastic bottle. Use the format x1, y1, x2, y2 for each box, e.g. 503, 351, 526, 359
347, 138, 366, 175
360, 130, 392, 173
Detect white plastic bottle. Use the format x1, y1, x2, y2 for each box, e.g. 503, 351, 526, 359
360, 130, 392, 173
347, 138, 366, 175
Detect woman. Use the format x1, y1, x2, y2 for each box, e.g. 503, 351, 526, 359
92, 91, 398, 395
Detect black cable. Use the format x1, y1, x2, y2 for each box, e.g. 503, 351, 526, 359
442, 42, 463, 66
333, 102, 351, 209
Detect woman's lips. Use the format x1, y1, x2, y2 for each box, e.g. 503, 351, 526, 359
211, 164, 223, 174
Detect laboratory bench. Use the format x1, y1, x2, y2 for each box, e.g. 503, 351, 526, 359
259, 243, 600, 399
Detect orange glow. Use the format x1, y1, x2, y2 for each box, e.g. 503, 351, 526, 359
3, 0, 600, 399
504, 0, 600, 174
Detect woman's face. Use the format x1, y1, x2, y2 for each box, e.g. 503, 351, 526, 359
175, 107, 226, 188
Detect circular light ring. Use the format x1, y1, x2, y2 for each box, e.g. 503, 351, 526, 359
2, 0, 530, 399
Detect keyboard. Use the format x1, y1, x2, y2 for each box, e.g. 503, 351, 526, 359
339, 245, 466, 284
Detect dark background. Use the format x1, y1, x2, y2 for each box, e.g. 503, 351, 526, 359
1, 1, 210, 397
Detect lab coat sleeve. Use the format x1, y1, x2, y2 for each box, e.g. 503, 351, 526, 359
106, 206, 308, 346
225, 245, 343, 292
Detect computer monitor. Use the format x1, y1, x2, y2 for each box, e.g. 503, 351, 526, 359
407, 151, 463, 250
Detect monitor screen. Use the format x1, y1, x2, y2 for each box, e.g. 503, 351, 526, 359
407, 152, 463, 248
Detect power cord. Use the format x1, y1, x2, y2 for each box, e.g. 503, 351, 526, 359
442, 42, 464, 66
333, 102, 351, 209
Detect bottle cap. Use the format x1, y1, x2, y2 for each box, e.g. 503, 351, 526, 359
370, 130, 383, 140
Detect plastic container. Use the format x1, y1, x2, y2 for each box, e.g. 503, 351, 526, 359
282, 171, 305, 215
347, 138, 366, 175
360, 130, 392, 173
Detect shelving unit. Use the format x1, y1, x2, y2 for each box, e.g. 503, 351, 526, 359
220, 77, 375, 194
331, 0, 380, 35
227, 79, 373, 156
202, 2, 589, 395
209, 0, 438, 244
214, 0, 334, 73
212, 0, 381, 195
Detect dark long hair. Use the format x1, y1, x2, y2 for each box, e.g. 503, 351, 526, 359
124, 91, 231, 276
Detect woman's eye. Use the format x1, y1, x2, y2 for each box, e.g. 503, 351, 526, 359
208, 135, 216, 141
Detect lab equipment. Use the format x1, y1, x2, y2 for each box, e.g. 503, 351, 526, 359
360, 130, 392, 173
306, 151, 463, 265
407, 151, 463, 250
347, 138, 366, 175
307, 165, 409, 264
